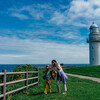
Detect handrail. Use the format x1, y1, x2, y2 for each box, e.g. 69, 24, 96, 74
0, 71, 38, 75
0, 68, 39, 100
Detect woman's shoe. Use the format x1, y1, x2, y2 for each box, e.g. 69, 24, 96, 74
44, 92, 47, 94
62, 92, 66, 94
49, 89, 51, 93
44, 88, 47, 94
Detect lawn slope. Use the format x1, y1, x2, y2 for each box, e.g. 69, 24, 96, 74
9, 69, 100, 100
63, 65, 100, 78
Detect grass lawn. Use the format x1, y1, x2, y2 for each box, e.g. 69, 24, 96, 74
63, 65, 100, 78
8, 69, 100, 100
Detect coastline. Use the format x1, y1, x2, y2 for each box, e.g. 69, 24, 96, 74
0, 64, 89, 72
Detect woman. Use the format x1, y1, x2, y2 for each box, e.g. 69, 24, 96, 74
43, 65, 51, 94
51, 60, 68, 94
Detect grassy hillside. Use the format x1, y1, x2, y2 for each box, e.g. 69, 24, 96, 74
8, 69, 100, 100
63, 65, 100, 78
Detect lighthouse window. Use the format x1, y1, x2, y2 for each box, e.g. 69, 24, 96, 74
92, 58, 94, 61
90, 29, 92, 33
90, 28, 92, 33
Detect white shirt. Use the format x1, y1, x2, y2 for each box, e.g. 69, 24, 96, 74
54, 64, 62, 72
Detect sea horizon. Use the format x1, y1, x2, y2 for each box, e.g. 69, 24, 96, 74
0, 64, 89, 72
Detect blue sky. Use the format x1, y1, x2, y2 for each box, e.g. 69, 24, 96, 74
0, 0, 100, 64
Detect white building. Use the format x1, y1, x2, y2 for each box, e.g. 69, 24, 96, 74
87, 22, 100, 65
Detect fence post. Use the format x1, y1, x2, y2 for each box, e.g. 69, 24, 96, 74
37, 68, 39, 85
25, 70, 28, 89
2, 70, 6, 100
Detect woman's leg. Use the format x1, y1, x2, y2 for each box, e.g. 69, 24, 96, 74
56, 72, 61, 93
44, 79, 47, 94
63, 82, 67, 92
48, 79, 51, 93
57, 79, 61, 93
62, 79, 67, 94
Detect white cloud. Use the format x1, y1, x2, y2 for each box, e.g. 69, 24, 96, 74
49, 11, 66, 25
10, 13, 28, 20
49, 0, 100, 27
0, 28, 86, 44
0, 36, 89, 64
0, 54, 27, 58
49, 10, 87, 27
8, 4, 54, 20
60, 32, 81, 39
5, 0, 100, 26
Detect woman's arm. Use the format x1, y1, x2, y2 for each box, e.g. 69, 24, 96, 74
51, 66, 55, 71
43, 68, 46, 73
55, 63, 60, 70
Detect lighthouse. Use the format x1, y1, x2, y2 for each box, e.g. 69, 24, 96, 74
87, 22, 100, 65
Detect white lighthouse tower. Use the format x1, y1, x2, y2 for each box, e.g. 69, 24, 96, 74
87, 22, 100, 65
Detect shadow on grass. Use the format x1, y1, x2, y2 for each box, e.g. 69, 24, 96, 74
29, 92, 44, 96
28, 92, 57, 96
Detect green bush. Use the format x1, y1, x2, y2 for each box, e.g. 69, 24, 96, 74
10, 64, 37, 81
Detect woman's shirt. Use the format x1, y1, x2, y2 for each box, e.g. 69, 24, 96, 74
45, 70, 51, 79
54, 64, 62, 72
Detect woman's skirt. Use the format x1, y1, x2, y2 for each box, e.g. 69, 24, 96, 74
57, 71, 68, 84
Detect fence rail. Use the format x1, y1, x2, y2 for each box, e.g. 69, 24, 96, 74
0, 68, 39, 100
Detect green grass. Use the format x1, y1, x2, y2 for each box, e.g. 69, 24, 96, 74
8, 69, 100, 100
63, 65, 100, 78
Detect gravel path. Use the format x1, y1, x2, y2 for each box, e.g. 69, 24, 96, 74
66, 73, 100, 83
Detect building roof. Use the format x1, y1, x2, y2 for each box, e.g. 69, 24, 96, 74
90, 22, 98, 29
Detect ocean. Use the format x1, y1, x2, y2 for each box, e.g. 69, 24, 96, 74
0, 64, 89, 72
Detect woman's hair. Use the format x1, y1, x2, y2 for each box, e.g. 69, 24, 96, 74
51, 59, 57, 63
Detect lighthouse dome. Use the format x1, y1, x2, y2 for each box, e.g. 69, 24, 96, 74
90, 22, 98, 29
90, 22, 99, 34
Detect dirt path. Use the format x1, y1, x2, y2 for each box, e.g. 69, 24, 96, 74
66, 73, 100, 83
